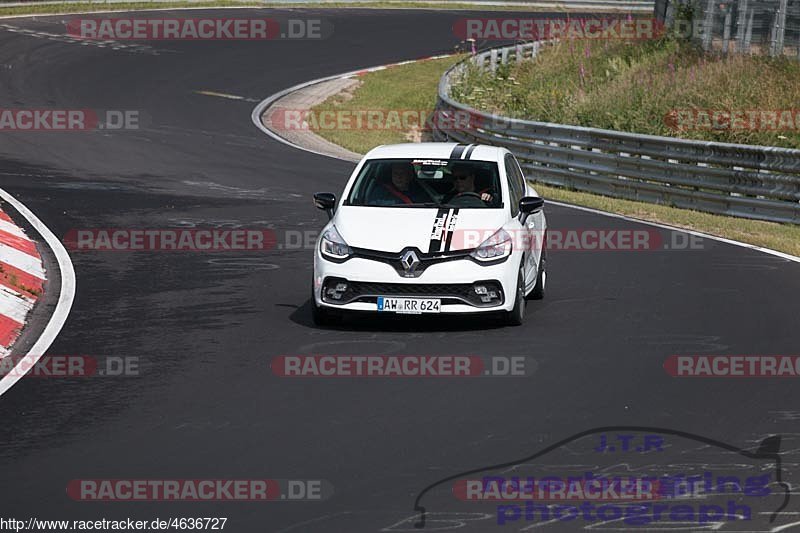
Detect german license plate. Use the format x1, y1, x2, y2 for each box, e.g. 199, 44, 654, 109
377, 297, 441, 314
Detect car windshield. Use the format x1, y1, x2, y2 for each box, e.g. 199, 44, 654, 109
345, 158, 503, 209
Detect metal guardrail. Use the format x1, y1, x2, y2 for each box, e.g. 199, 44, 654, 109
433, 42, 800, 224
0, 0, 654, 7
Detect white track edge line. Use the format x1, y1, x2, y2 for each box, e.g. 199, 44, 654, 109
251, 60, 800, 266
0, 188, 76, 397
544, 199, 800, 264
250, 55, 453, 160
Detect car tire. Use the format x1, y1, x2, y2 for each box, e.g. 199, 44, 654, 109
311, 285, 338, 326
529, 247, 546, 300
505, 263, 526, 326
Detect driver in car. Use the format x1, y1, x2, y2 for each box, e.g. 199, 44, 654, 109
443, 163, 494, 204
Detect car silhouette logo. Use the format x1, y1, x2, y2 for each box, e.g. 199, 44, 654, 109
410, 425, 791, 529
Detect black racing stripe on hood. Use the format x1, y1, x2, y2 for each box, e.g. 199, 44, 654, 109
444, 208, 460, 251
464, 144, 477, 160
428, 207, 450, 254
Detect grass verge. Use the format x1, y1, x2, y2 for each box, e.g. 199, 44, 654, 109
0, 1, 258, 16
452, 38, 800, 149
311, 53, 800, 256
310, 55, 464, 155
0, 1, 645, 17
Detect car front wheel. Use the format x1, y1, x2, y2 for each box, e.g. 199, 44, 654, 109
529, 247, 546, 300
504, 263, 526, 326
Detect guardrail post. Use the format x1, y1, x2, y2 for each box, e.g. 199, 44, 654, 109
490, 48, 498, 72
665, 0, 675, 27
769, 10, 778, 55
722, 9, 732, 53
744, 9, 754, 54
501, 47, 509, 65
735, 0, 748, 52
702, 0, 715, 51
516, 43, 524, 63
774, 0, 788, 56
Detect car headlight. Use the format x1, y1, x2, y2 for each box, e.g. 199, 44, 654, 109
320, 225, 352, 260
470, 228, 512, 262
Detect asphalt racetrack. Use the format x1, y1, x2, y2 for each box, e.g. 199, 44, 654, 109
0, 8, 799, 532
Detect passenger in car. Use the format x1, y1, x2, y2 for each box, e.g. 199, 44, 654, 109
370, 162, 434, 205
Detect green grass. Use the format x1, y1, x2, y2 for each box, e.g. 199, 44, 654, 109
311, 54, 800, 256
452, 39, 800, 148
0, 1, 261, 16
310, 55, 464, 155
0, 1, 637, 16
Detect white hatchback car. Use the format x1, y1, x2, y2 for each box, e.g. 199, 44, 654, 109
311, 143, 547, 326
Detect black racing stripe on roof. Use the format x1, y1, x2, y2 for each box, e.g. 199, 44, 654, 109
449, 144, 467, 160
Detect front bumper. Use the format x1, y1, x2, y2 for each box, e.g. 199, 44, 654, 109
313, 251, 520, 314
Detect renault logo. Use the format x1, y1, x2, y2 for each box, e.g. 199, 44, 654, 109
400, 250, 420, 273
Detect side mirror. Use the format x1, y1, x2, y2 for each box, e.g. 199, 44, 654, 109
314, 192, 336, 220
518, 196, 544, 223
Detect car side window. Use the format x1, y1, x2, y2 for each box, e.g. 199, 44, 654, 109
504, 154, 522, 216
512, 156, 527, 197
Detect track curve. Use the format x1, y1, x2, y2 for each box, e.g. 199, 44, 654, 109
0, 8, 798, 532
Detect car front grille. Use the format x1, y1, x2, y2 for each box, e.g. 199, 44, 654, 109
322, 278, 504, 308
350, 247, 472, 278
